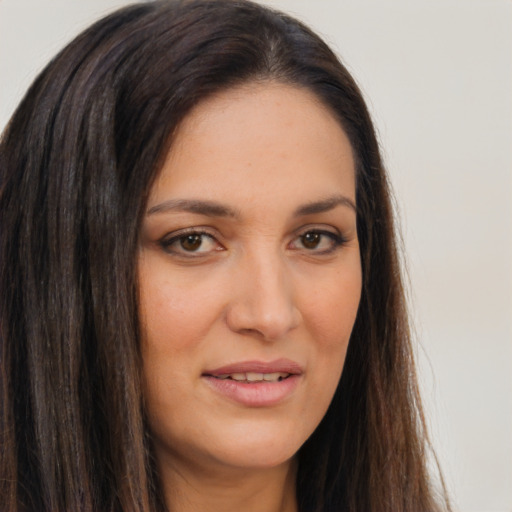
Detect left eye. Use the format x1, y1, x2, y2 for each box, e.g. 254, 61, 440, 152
290, 230, 343, 253
160, 232, 221, 255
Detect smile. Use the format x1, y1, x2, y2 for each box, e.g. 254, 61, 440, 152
212, 372, 290, 383
202, 359, 302, 407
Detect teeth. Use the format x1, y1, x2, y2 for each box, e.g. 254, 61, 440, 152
215, 372, 290, 382
263, 372, 288, 381
246, 372, 264, 382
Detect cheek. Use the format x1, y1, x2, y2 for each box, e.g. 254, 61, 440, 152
137, 260, 224, 431
138, 258, 223, 355
301, 263, 362, 399
303, 264, 362, 346
293, 275, 360, 445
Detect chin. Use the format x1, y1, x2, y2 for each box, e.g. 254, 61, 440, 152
152, 417, 307, 474
203, 421, 307, 470
222, 445, 297, 470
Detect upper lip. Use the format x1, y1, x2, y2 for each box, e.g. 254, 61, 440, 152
203, 358, 303, 377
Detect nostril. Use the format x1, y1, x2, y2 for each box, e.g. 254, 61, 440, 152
224, 264, 301, 340
226, 309, 301, 342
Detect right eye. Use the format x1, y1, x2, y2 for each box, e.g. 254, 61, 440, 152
160, 230, 223, 256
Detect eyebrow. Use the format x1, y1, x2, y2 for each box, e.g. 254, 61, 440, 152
146, 199, 239, 218
146, 194, 356, 218
293, 195, 357, 216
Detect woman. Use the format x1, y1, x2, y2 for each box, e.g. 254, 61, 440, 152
0, 1, 450, 511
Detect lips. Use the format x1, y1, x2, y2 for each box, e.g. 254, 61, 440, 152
203, 358, 303, 378
213, 371, 290, 383
202, 359, 303, 407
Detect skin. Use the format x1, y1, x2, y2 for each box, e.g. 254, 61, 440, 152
138, 82, 362, 512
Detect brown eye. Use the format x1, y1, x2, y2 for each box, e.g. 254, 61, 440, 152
301, 232, 321, 249
180, 234, 203, 251
160, 231, 221, 256
289, 229, 345, 254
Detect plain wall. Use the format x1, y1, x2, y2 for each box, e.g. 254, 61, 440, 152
1, 1, 511, 511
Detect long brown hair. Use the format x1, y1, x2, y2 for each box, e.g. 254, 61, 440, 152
0, 1, 450, 510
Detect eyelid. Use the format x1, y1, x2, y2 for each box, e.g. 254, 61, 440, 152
156, 224, 348, 258
289, 226, 347, 254
159, 227, 224, 256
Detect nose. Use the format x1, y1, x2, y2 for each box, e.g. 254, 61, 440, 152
225, 249, 301, 341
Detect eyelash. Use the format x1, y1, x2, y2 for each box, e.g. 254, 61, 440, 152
159, 228, 346, 258
159, 228, 221, 256
289, 229, 346, 254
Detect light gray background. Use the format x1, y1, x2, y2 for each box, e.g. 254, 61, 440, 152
1, 1, 511, 511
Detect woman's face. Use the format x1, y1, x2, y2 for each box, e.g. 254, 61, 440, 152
138, 83, 361, 474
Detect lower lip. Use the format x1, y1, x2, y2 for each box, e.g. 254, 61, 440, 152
203, 375, 300, 407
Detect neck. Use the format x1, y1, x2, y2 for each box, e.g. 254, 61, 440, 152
158, 453, 298, 512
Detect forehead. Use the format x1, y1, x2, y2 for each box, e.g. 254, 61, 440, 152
150, 82, 356, 211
